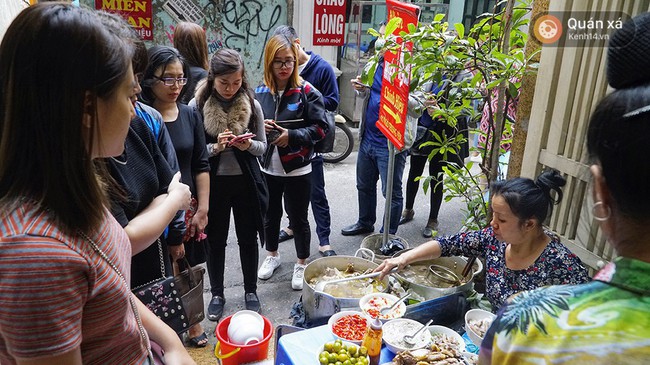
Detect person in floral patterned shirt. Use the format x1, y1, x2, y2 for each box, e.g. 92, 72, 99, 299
376, 169, 590, 311
479, 13, 650, 364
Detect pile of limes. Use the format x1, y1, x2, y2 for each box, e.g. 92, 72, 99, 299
318, 339, 369, 365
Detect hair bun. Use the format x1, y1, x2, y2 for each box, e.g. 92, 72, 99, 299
607, 12, 650, 89
535, 169, 566, 204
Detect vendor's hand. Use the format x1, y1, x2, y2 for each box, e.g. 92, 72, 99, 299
168, 172, 191, 211
169, 244, 185, 261
374, 256, 407, 280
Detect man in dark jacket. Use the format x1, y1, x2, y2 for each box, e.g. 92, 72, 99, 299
273, 25, 340, 257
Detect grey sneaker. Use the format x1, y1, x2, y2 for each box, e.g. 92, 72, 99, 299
257, 255, 281, 280
291, 263, 306, 290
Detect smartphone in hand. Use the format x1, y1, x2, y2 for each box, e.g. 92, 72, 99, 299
227, 133, 256, 146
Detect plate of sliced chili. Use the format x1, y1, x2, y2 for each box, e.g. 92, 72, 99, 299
327, 311, 369, 344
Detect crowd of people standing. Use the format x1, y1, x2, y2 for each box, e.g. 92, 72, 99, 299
2, 3, 647, 364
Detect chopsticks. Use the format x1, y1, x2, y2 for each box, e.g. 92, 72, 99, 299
461, 256, 477, 278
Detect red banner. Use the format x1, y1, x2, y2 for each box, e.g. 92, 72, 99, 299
313, 0, 347, 46
95, 0, 153, 41
377, 0, 420, 150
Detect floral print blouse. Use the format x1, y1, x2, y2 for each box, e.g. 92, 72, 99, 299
437, 227, 590, 311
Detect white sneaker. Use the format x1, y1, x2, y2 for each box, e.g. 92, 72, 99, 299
257, 255, 281, 280
291, 263, 306, 290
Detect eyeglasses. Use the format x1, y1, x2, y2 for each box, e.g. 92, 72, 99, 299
154, 76, 188, 86
272, 60, 295, 69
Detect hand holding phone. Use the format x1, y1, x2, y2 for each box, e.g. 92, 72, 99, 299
227, 132, 256, 146
351, 78, 369, 89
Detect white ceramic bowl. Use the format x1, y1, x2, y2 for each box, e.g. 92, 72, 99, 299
382, 318, 430, 354
465, 309, 496, 345
227, 323, 263, 345
228, 310, 265, 344
231, 310, 264, 327
359, 292, 406, 322
327, 310, 369, 344
428, 325, 465, 352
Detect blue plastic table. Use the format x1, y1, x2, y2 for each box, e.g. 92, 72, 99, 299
274, 324, 396, 365
274, 323, 479, 365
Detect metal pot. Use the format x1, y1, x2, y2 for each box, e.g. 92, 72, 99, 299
302, 248, 388, 321
392, 249, 483, 301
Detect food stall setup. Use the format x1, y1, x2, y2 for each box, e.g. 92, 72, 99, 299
277, 249, 487, 364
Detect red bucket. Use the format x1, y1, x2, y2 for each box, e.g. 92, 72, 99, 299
214, 314, 273, 365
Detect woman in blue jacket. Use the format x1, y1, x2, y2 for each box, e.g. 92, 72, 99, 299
255, 34, 329, 290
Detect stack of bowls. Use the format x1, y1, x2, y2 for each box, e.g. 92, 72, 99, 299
227, 310, 265, 345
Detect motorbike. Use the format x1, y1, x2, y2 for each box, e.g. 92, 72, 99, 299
322, 113, 354, 164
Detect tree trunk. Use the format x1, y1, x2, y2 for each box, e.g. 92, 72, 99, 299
508, 0, 549, 178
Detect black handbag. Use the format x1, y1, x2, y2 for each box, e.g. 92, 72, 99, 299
132, 240, 206, 335
315, 111, 336, 153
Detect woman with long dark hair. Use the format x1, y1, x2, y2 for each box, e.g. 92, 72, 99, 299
0, 4, 194, 364
195, 48, 268, 320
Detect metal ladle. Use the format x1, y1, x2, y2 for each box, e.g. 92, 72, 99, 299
314, 267, 397, 292
403, 319, 434, 345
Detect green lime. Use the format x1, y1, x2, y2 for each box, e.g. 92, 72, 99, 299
358, 346, 368, 357
319, 356, 329, 365
337, 353, 349, 362
324, 342, 334, 352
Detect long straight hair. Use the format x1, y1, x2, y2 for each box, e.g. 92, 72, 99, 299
0, 3, 132, 235
263, 35, 301, 94
196, 48, 259, 129
173, 22, 209, 70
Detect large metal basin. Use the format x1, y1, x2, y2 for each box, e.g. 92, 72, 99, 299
392, 249, 482, 301
302, 249, 388, 321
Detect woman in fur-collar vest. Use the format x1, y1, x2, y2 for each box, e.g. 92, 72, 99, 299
195, 48, 268, 320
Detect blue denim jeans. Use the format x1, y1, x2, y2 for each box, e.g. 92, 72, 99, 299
356, 138, 407, 234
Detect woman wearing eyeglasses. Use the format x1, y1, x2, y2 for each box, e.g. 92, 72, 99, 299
254, 35, 329, 290
140, 45, 211, 348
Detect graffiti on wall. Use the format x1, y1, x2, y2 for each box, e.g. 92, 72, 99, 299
83, 0, 287, 84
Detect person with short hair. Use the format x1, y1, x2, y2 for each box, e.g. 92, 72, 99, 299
272, 25, 340, 256
376, 169, 589, 312
255, 35, 329, 290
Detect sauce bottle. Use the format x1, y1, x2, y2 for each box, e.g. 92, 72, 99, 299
361, 317, 382, 365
